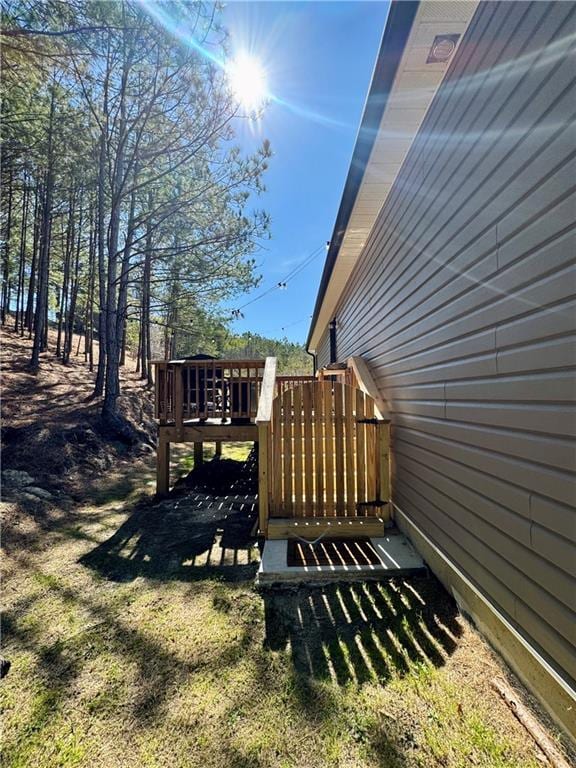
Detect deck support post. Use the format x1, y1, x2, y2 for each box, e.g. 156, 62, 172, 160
157, 435, 170, 497
194, 441, 204, 467
214, 441, 222, 458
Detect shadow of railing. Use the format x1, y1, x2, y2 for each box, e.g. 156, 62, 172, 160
80, 452, 260, 583
262, 578, 462, 687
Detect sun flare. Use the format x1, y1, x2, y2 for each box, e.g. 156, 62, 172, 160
226, 52, 268, 114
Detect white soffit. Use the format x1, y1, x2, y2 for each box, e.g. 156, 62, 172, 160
309, 1, 479, 351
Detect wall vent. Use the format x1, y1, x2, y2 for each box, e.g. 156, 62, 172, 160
427, 34, 460, 63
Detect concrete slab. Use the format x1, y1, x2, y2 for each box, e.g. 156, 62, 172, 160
256, 533, 426, 586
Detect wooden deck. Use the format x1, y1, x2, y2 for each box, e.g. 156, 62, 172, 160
153, 356, 391, 540
153, 358, 315, 497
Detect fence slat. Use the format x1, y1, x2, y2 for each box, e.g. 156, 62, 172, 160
293, 386, 303, 517
282, 387, 293, 515
344, 385, 355, 516
314, 382, 324, 514
334, 383, 345, 513
272, 396, 282, 516
378, 421, 391, 521
365, 395, 376, 516
323, 382, 335, 516
302, 383, 314, 516
355, 388, 366, 513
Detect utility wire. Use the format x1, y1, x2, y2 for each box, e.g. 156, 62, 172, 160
232, 243, 325, 316
280, 315, 312, 332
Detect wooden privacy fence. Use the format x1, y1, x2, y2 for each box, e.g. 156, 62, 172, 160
276, 374, 316, 398
257, 366, 390, 531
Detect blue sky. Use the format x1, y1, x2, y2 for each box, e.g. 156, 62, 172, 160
221, 1, 390, 344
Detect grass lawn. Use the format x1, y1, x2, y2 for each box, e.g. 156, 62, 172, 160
1, 449, 569, 768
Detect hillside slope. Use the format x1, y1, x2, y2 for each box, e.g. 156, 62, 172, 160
1, 327, 155, 501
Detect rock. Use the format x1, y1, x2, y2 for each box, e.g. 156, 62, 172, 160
24, 486, 54, 500
86, 456, 107, 471
20, 492, 41, 503
2, 469, 34, 488
0, 657, 10, 679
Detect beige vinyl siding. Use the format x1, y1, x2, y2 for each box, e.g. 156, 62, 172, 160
321, 1, 576, 685
316, 327, 331, 369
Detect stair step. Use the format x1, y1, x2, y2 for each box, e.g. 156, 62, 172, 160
267, 516, 387, 540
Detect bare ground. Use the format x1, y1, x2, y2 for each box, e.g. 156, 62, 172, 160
1, 326, 574, 768
1, 326, 155, 501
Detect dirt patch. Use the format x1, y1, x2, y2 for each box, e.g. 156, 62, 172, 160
1, 327, 155, 498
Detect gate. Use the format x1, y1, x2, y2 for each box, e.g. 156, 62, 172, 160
268, 381, 389, 518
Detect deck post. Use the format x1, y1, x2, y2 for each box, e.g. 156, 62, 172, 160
256, 357, 277, 537
214, 440, 222, 457
194, 441, 204, 467
157, 434, 170, 496
174, 361, 184, 438
258, 423, 270, 534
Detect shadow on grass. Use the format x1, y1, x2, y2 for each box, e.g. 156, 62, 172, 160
257, 578, 463, 767
2, 553, 264, 760
262, 578, 462, 688
80, 451, 260, 583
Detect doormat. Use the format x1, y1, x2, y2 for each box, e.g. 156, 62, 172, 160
287, 538, 382, 567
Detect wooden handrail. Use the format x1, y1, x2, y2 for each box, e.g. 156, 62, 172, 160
255, 357, 277, 424
347, 356, 391, 510
347, 356, 389, 421
151, 358, 266, 366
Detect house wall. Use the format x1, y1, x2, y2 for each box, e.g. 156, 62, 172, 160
314, 0, 576, 707
317, 326, 331, 369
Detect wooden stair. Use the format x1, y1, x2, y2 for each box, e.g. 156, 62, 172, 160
266, 515, 388, 540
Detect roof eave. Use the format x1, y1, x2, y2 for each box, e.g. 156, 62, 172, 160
306, 0, 419, 351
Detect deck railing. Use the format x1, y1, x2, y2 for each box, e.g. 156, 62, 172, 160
153, 359, 267, 426
153, 360, 316, 428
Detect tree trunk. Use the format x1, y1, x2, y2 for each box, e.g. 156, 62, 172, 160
31, 86, 56, 370
14, 176, 29, 333
93, 128, 107, 397
116, 164, 138, 369
140, 215, 152, 382
85, 206, 96, 370
25, 184, 40, 334
64, 191, 82, 364
57, 196, 74, 358
1, 172, 14, 324
102, 27, 132, 422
